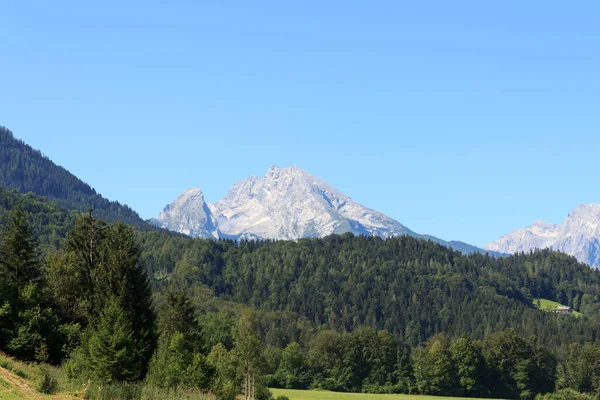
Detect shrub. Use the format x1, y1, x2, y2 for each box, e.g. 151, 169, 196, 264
35, 366, 58, 394
535, 389, 597, 400
83, 382, 142, 400
0, 359, 13, 370
12, 368, 28, 379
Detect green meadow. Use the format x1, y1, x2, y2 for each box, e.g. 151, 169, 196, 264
271, 388, 484, 400
534, 298, 582, 317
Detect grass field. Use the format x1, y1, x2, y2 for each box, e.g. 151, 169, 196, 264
271, 388, 481, 400
534, 298, 582, 317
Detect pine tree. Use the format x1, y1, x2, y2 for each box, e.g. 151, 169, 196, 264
147, 288, 212, 389
60, 218, 156, 380
85, 299, 142, 382
0, 205, 62, 362
158, 288, 198, 341
98, 222, 156, 373
62, 210, 106, 322
0, 204, 41, 285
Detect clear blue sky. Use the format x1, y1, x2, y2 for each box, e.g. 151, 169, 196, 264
1, 1, 599, 247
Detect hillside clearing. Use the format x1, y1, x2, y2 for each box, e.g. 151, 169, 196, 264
534, 298, 582, 317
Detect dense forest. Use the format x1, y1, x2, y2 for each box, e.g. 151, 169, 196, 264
2, 188, 600, 399
0, 126, 153, 230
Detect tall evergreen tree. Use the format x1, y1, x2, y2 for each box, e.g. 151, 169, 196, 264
157, 288, 198, 341
147, 288, 212, 389
98, 222, 156, 371
0, 205, 62, 362
85, 299, 143, 382
0, 204, 41, 285
62, 210, 106, 323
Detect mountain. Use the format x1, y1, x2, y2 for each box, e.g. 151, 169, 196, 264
153, 188, 218, 239
0, 126, 154, 230
156, 165, 498, 255
486, 203, 600, 267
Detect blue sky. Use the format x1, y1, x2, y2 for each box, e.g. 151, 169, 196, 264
1, 1, 599, 247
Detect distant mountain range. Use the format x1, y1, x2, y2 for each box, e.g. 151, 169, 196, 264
154, 165, 501, 255
486, 203, 600, 268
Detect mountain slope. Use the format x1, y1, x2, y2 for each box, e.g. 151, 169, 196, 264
156, 165, 500, 255
0, 126, 154, 230
486, 203, 600, 267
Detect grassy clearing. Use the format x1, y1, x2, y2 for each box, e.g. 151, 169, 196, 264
271, 388, 483, 400
534, 298, 582, 317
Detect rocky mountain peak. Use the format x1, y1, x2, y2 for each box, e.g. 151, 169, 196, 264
156, 187, 218, 239
155, 165, 497, 255
486, 203, 600, 267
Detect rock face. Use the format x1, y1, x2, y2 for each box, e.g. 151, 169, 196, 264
156, 165, 497, 255
154, 188, 218, 239
213, 165, 416, 240
486, 204, 600, 267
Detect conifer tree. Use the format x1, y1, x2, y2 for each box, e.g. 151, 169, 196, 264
85, 299, 142, 382
99, 222, 156, 372
158, 288, 198, 342
62, 210, 106, 322
0, 204, 41, 286
147, 288, 212, 389
0, 205, 61, 362
60, 218, 156, 380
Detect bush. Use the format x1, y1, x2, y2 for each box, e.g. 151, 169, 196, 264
35, 366, 58, 394
64, 347, 87, 381
275, 396, 290, 400
536, 389, 597, 400
256, 384, 273, 400
12, 368, 28, 379
0, 359, 13, 370
83, 383, 142, 400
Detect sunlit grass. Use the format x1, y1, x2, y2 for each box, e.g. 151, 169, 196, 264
271, 388, 484, 400
533, 298, 582, 317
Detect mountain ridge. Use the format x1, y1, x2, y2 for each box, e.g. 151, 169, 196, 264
0, 126, 155, 231
486, 203, 600, 267
156, 165, 502, 256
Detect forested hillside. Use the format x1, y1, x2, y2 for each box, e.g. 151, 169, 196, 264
3, 164, 600, 398
138, 231, 600, 349
0, 126, 153, 230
